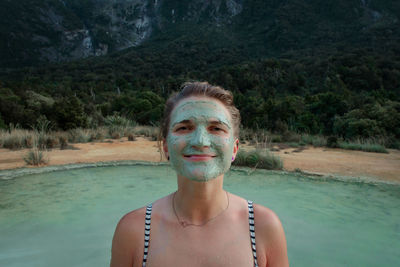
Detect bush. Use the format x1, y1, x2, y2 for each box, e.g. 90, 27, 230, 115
0, 114, 6, 129
24, 148, 48, 166
24, 135, 34, 148
1, 129, 32, 149
134, 126, 158, 140
384, 137, 400, 149
111, 132, 121, 139
287, 142, 301, 148
105, 114, 135, 139
270, 134, 282, 143
45, 135, 59, 149
233, 149, 283, 170
338, 140, 388, 153
68, 128, 91, 143
312, 136, 327, 147
301, 134, 327, 147
333, 112, 383, 139
300, 134, 313, 145
59, 136, 68, 149
282, 131, 300, 142
53, 96, 88, 130
327, 136, 338, 148
37, 132, 48, 150
3, 134, 23, 149
34, 115, 53, 133
128, 133, 136, 141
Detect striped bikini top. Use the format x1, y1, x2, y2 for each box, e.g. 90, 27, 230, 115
142, 200, 259, 267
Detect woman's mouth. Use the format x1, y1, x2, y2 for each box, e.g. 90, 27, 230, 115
183, 154, 216, 161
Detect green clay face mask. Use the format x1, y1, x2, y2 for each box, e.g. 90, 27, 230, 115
166, 97, 235, 182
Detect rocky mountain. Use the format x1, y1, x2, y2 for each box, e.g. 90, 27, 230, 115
1, 0, 399, 68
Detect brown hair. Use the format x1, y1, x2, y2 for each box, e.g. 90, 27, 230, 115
160, 81, 241, 140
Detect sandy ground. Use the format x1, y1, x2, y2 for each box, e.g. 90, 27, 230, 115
0, 137, 399, 183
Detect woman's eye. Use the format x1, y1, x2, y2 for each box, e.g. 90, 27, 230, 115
210, 126, 224, 132
175, 126, 191, 132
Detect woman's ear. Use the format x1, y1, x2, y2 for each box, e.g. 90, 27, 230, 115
163, 139, 169, 160
232, 138, 239, 160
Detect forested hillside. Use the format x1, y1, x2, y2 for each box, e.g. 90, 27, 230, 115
1, 0, 399, 67
0, 0, 399, 147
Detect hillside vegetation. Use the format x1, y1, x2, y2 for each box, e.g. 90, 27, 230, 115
0, 0, 399, 149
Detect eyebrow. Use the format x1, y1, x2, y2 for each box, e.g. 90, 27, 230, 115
171, 120, 191, 127
172, 119, 231, 128
209, 120, 231, 129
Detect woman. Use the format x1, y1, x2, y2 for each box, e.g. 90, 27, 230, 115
111, 82, 289, 267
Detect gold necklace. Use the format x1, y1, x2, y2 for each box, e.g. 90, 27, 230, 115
172, 191, 229, 228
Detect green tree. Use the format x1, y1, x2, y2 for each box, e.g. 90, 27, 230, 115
52, 96, 88, 130
0, 113, 6, 129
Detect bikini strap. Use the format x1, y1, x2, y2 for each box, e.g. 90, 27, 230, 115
248, 200, 259, 267
142, 204, 152, 267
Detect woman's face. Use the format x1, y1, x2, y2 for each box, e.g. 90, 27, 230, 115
165, 96, 238, 182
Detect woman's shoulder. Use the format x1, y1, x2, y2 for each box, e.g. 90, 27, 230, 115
252, 203, 289, 266
112, 206, 148, 249
252, 203, 282, 229
118, 206, 148, 231
111, 206, 149, 266
116, 194, 172, 232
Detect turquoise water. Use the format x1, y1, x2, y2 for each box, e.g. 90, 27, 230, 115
0, 165, 399, 267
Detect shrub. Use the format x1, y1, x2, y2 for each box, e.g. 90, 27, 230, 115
287, 142, 301, 148
300, 134, 313, 145
105, 114, 135, 139
387, 140, 400, 149
1, 129, 40, 149
96, 131, 105, 141
59, 136, 68, 150
1, 129, 31, 149
37, 132, 48, 149
338, 140, 388, 153
88, 130, 105, 141
24, 148, 48, 166
34, 115, 53, 133
3, 134, 23, 149
134, 126, 158, 140
233, 149, 283, 170
282, 131, 300, 142
311, 136, 327, 147
89, 133, 97, 141
270, 134, 282, 143
46, 135, 59, 149
128, 133, 136, 141
24, 135, 34, 148
68, 128, 91, 143
53, 96, 88, 130
301, 134, 327, 147
104, 114, 135, 128
0, 114, 6, 129
384, 137, 400, 149
111, 132, 121, 139
327, 136, 338, 148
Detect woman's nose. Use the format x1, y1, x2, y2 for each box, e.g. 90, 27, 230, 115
190, 127, 211, 147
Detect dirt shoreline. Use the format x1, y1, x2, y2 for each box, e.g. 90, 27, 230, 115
1, 137, 399, 183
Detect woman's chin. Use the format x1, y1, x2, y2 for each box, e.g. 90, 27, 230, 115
182, 169, 222, 182
171, 160, 230, 182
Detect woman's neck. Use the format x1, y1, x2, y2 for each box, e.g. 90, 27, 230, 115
174, 174, 228, 225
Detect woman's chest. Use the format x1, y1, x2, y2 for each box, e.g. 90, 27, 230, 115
145, 221, 255, 267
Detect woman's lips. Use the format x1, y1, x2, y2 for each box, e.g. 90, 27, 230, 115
183, 154, 216, 161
